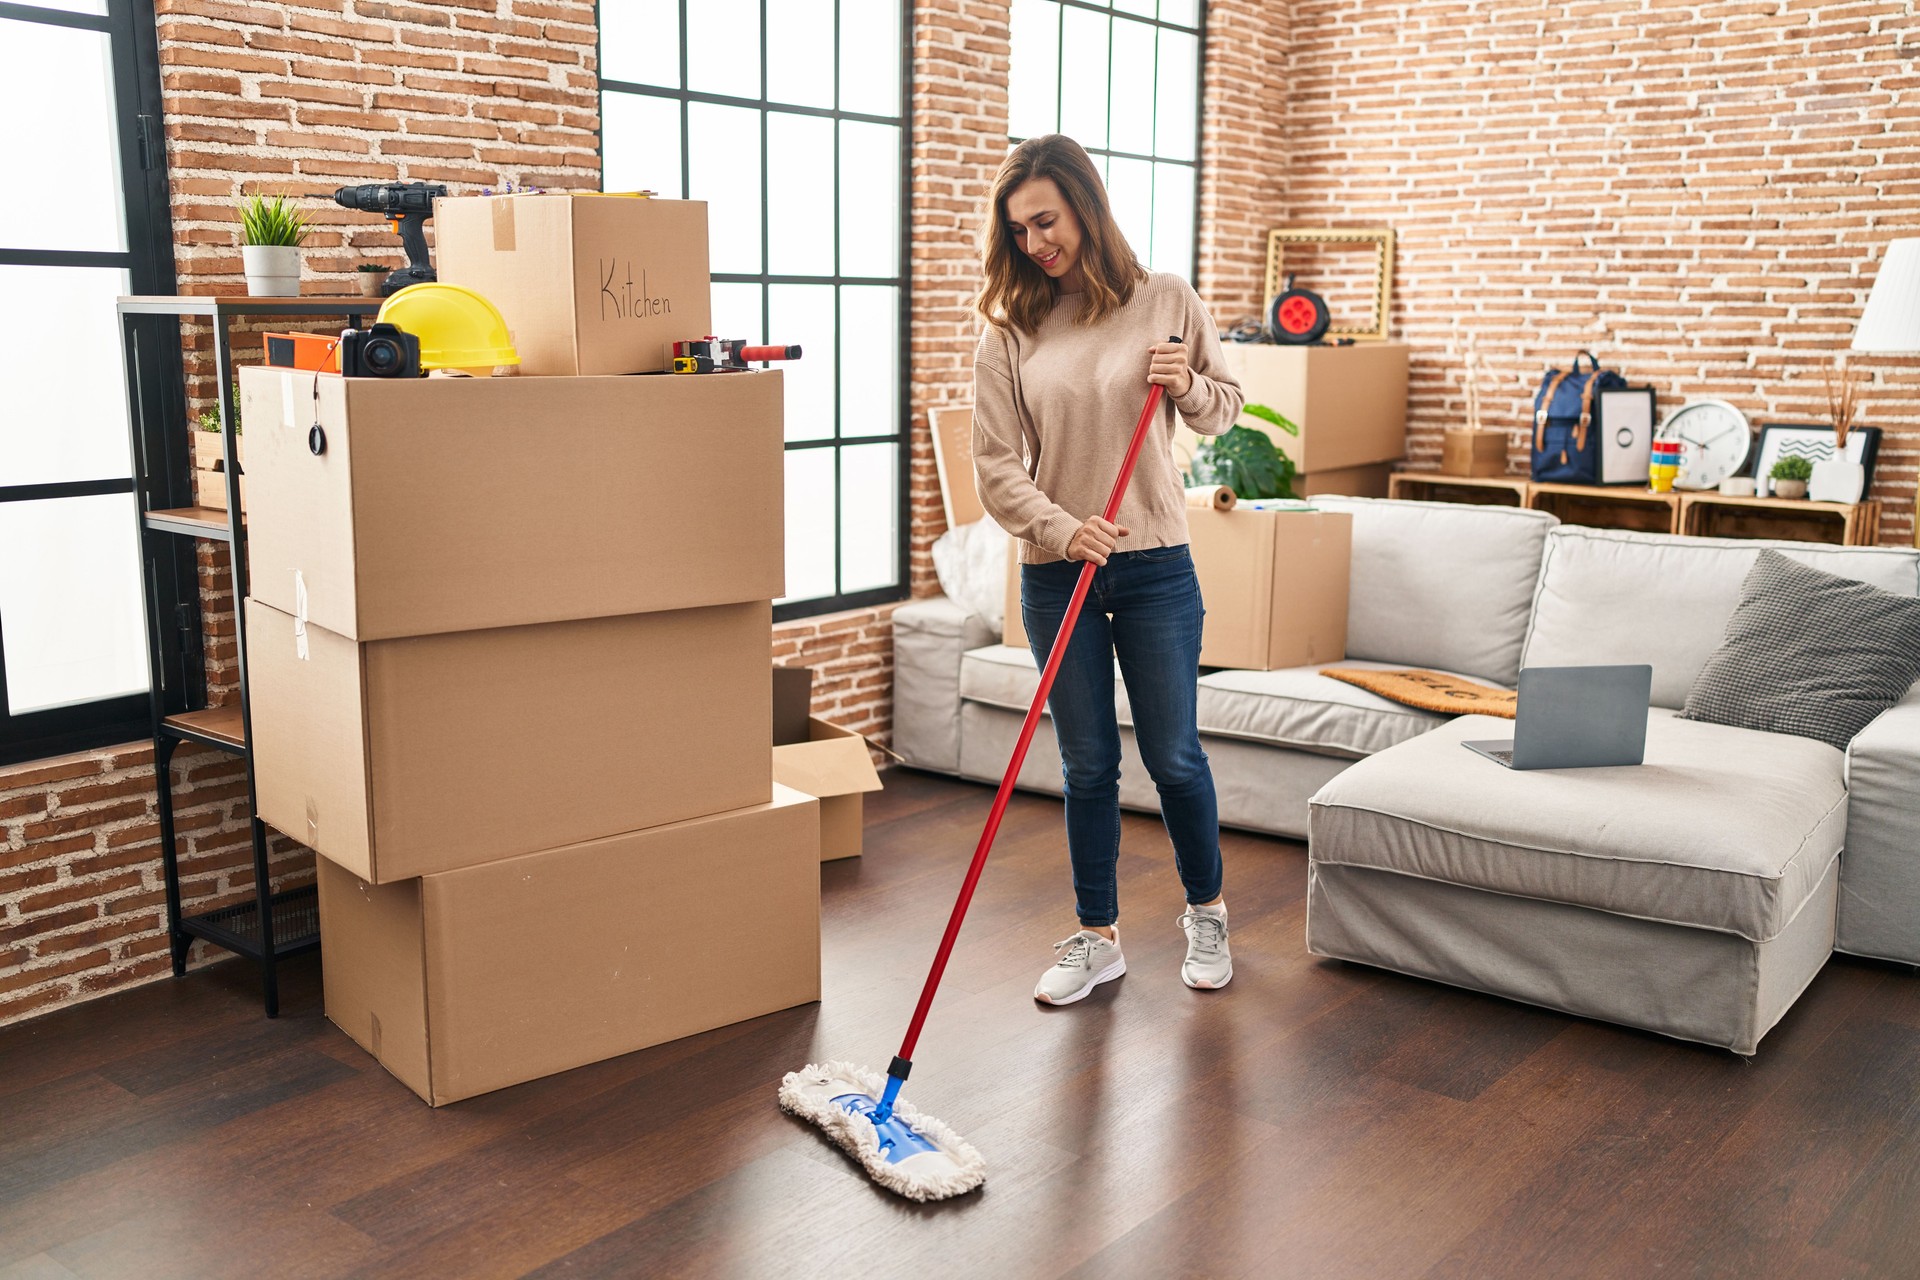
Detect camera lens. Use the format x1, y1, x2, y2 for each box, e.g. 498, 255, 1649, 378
363, 337, 401, 374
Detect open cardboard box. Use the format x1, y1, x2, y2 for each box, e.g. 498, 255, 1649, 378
318, 785, 821, 1107
238, 367, 783, 642
770, 666, 882, 861
249, 597, 774, 883
434, 193, 712, 377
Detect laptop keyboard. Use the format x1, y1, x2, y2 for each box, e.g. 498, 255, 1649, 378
1487, 748, 1514, 765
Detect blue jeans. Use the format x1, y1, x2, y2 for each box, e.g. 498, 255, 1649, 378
1021, 545, 1223, 929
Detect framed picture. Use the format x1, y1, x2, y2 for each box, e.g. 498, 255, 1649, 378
1751, 423, 1881, 495
1262, 227, 1395, 341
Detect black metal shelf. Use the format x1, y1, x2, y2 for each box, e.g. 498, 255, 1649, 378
180, 885, 320, 961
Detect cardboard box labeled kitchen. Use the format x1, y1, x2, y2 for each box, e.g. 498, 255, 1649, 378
1180, 342, 1409, 474
434, 193, 711, 376
248, 597, 774, 882
1187, 507, 1351, 670
238, 367, 783, 641
319, 786, 820, 1107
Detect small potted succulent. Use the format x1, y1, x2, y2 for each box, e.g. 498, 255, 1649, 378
238, 192, 310, 297
355, 262, 389, 297
1769, 453, 1813, 500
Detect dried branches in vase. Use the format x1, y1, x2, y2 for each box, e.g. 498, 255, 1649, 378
1810, 354, 1869, 504
1462, 338, 1485, 433
1824, 354, 1862, 449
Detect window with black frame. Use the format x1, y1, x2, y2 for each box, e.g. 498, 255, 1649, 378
598, 0, 910, 622
1009, 0, 1203, 282
0, 0, 179, 766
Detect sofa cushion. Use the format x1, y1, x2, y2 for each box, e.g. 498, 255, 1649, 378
1309, 709, 1846, 941
1839, 683, 1920, 964
959, 643, 1134, 723
1521, 527, 1920, 709
1680, 550, 1920, 751
1309, 497, 1558, 687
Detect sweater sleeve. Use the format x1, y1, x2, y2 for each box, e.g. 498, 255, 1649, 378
1169, 282, 1245, 438
972, 327, 1084, 558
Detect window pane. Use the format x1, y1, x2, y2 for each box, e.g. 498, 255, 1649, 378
18, 1, 109, 13
838, 121, 900, 279
711, 281, 763, 345
839, 443, 897, 594
601, 92, 682, 197
687, 0, 760, 99
0, 265, 132, 486
770, 284, 836, 442
768, 113, 835, 277
1113, 0, 1155, 16
689, 103, 763, 274
600, 0, 679, 89
1008, 0, 1060, 140
839, 0, 901, 118
782, 447, 836, 604
1151, 162, 1195, 281
1154, 29, 1200, 162
1160, 0, 1201, 28
0, 494, 147, 714
1107, 18, 1156, 156
839, 286, 897, 439
768, 0, 835, 108
1059, 7, 1110, 150
0, 19, 126, 253
1105, 157, 1153, 266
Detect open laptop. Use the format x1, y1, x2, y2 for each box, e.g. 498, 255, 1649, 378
1462, 664, 1652, 770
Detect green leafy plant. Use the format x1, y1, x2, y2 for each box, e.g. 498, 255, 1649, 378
1186, 404, 1301, 500
356, 262, 387, 274
196, 378, 243, 433
1770, 454, 1813, 483
238, 193, 310, 247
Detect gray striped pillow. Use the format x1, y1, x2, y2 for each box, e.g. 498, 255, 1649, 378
1679, 549, 1920, 751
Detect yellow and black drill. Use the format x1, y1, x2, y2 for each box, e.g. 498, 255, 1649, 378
334, 182, 448, 296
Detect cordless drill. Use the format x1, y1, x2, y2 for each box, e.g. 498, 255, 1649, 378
333, 182, 448, 296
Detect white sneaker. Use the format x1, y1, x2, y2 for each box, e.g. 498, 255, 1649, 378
1178, 907, 1232, 989
1033, 930, 1126, 1005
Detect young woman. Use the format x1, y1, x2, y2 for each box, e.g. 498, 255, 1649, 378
971, 134, 1245, 1006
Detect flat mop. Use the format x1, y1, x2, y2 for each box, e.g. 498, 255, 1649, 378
780, 340, 1182, 1201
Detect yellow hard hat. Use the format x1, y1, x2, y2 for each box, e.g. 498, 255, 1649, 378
376, 282, 520, 371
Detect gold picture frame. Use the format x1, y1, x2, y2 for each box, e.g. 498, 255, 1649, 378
1263, 227, 1396, 341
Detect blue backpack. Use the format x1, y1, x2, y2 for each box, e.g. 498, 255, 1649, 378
1531, 351, 1628, 484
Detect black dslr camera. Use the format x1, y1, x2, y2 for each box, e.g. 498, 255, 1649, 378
338, 322, 422, 378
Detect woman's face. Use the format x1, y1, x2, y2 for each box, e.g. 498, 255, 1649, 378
1004, 176, 1084, 291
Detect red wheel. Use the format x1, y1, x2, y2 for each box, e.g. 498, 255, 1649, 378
1267, 285, 1331, 344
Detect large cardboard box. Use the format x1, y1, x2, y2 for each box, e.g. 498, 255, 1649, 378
434, 194, 712, 377
774, 718, 883, 861
1293, 461, 1394, 498
1188, 342, 1410, 474
238, 367, 783, 641
318, 785, 821, 1107
1187, 507, 1351, 671
248, 597, 774, 882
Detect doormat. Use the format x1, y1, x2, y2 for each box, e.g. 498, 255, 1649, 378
1321, 668, 1517, 719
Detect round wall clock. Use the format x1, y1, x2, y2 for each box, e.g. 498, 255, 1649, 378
1655, 399, 1752, 491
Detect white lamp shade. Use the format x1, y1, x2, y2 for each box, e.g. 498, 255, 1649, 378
1852, 238, 1920, 353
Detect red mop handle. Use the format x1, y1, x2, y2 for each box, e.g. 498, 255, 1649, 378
893, 342, 1180, 1065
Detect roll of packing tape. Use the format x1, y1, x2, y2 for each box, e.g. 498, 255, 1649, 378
1185, 484, 1237, 511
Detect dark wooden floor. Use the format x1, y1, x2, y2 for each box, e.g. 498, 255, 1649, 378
3, 770, 1918, 1280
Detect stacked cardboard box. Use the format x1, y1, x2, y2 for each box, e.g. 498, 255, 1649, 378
239, 198, 827, 1105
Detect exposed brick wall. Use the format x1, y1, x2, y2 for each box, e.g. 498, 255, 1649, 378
1197, 2, 1292, 328
1285, 0, 1920, 545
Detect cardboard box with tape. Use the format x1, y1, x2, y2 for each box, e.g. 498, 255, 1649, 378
771, 666, 882, 861
248, 598, 774, 882
238, 367, 783, 640
434, 193, 711, 377
318, 785, 821, 1107
1177, 342, 1409, 476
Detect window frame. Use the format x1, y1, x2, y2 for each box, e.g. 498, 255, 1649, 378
0, 0, 189, 767
596, 0, 914, 624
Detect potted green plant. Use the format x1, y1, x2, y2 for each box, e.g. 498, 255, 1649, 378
1186, 405, 1301, 499
1769, 453, 1813, 500
239, 192, 310, 297
355, 262, 388, 298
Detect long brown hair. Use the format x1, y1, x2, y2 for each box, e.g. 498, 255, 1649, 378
976, 135, 1147, 335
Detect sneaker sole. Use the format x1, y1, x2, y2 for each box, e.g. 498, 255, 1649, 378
1183, 965, 1232, 990
1034, 956, 1127, 1006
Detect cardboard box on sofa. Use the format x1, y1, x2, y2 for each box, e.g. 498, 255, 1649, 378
1203, 341, 1410, 473
237, 366, 783, 641
1187, 507, 1351, 671
770, 665, 883, 860
433, 193, 711, 376
247, 596, 774, 883
318, 784, 820, 1107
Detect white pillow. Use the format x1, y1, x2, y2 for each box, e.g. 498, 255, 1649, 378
931, 519, 1010, 631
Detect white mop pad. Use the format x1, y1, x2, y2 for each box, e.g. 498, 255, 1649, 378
778, 1061, 986, 1202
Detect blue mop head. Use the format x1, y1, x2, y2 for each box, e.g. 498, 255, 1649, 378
779, 1061, 986, 1202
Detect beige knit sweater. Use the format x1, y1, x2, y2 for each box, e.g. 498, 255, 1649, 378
972, 272, 1246, 564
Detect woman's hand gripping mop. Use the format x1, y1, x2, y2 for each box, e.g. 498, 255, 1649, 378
779, 341, 1183, 1202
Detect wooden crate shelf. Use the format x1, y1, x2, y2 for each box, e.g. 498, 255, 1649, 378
1680, 494, 1881, 547
1387, 472, 1529, 507
1526, 482, 1681, 535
